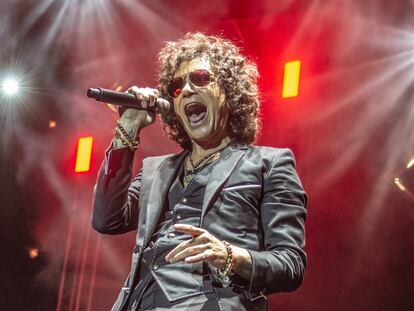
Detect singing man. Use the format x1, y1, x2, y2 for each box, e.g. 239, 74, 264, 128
92, 32, 307, 311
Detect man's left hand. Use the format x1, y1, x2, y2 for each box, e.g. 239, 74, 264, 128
165, 224, 228, 270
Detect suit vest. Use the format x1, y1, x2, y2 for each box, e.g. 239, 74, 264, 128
127, 159, 218, 309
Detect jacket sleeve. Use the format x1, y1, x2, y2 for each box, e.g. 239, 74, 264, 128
247, 148, 307, 295
91, 145, 141, 235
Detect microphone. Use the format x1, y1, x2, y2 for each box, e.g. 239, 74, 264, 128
87, 87, 171, 114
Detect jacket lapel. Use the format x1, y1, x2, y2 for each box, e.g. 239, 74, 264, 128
139, 150, 188, 247
200, 145, 247, 223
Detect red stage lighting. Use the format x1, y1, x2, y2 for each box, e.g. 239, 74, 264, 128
75, 137, 93, 173
282, 60, 301, 98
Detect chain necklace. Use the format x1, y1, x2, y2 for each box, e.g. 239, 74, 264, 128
183, 151, 221, 188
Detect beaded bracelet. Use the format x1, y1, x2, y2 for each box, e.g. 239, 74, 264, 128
218, 240, 235, 281
115, 121, 140, 151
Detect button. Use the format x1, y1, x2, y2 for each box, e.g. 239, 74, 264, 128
133, 246, 141, 254
182, 197, 187, 203
176, 214, 181, 220
167, 232, 176, 238
153, 264, 159, 270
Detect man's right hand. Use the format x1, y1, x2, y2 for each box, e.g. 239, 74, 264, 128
113, 86, 160, 149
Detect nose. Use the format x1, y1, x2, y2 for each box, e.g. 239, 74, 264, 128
181, 78, 195, 98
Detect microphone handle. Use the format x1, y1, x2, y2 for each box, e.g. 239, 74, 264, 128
87, 87, 159, 111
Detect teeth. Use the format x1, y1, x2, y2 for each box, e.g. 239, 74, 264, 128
189, 112, 206, 123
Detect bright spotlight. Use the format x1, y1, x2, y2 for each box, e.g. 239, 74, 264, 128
2, 78, 19, 95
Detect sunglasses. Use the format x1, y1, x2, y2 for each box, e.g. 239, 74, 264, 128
167, 69, 214, 98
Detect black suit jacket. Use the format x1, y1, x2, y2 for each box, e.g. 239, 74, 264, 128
92, 143, 307, 311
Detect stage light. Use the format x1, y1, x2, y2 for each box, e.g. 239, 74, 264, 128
49, 120, 57, 128
282, 60, 301, 98
394, 178, 406, 192
75, 137, 93, 173
2, 78, 19, 95
407, 157, 414, 169
28, 247, 39, 259
394, 162, 414, 201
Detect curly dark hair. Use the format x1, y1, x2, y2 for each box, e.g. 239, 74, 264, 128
157, 32, 261, 150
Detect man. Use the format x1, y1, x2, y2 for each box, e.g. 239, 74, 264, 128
92, 32, 307, 311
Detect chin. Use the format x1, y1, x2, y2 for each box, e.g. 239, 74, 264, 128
188, 131, 213, 143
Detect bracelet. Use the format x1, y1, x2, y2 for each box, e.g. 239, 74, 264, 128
218, 241, 235, 281
115, 121, 140, 151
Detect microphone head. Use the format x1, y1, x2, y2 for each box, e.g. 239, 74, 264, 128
87, 88, 101, 98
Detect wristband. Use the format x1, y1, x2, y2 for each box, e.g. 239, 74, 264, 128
218, 240, 235, 282
115, 121, 140, 151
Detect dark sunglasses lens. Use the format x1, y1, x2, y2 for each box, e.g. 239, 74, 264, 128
189, 70, 211, 87
168, 77, 184, 98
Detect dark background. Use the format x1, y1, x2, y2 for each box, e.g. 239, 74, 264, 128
1, 0, 413, 310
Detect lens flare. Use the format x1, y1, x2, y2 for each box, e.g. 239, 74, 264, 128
2, 78, 19, 95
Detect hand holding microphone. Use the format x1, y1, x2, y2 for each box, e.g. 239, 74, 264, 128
87, 86, 170, 149
120, 86, 160, 127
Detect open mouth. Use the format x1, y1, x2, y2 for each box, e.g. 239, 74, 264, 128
185, 102, 207, 124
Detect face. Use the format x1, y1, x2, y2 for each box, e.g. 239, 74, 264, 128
172, 58, 229, 147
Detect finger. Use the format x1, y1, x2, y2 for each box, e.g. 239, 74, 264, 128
147, 94, 156, 107
132, 89, 143, 99
139, 95, 148, 108
142, 87, 158, 106
128, 87, 146, 108
144, 87, 158, 97
141, 88, 151, 102
142, 92, 157, 110
127, 86, 139, 94
169, 244, 211, 263
184, 250, 216, 264
156, 98, 170, 113
165, 236, 202, 261
173, 224, 205, 236
137, 89, 150, 108
165, 234, 209, 261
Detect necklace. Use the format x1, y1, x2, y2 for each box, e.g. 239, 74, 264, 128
183, 151, 221, 188
189, 151, 219, 171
